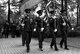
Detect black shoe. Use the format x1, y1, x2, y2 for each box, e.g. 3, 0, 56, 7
27, 46, 30, 52
65, 48, 69, 50
27, 50, 29, 53
40, 48, 43, 51
55, 48, 59, 51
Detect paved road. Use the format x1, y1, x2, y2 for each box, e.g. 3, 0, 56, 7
0, 37, 80, 54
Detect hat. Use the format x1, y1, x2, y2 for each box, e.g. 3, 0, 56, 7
24, 9, 31, 13
37, 10, 43, 16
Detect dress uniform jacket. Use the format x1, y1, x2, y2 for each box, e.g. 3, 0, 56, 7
59, 15, 72, 50
48, 17, 58, 51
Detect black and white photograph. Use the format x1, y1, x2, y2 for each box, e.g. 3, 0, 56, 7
0, 0, 80, 54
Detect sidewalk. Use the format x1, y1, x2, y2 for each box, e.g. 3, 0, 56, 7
0, 37, 80, 54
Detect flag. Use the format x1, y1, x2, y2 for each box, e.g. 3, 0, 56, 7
20, 0, 42, 14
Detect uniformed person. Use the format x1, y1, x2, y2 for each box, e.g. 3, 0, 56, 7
36, 10, 45, 51
48, 15, 58, 51
33, 3, 47, 51
21, 9, 33, 52
47, 4, 58, 51
59, 10, 72, 50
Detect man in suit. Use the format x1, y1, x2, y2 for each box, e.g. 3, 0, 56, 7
59, 10, 72, 50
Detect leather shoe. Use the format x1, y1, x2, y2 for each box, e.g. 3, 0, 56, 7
55, 49, 58, 51
40, 48, 43, 51
27, 50, 29, 53
65, 48, 69, 50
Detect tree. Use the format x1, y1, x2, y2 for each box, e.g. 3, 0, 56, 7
0, 5, 7, 24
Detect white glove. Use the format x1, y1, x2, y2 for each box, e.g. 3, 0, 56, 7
21, 23, 25, 26
52, 16, 56, 19
72, 28, 74, 30
54, 29, 57, 32
21, 15, 24, 17
33, 28, 36, 31
62, 22, 66, 26
41, 27, 44, 32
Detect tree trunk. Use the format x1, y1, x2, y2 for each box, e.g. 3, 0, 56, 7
65, 0, 67, 16
8, 0, 10, 24
61, 0, 64, 11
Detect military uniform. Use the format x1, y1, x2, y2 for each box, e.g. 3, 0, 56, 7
35, 17, 44, 51
22, 9, 33, 52
35, 8, 46, 51
47, 5, 58, 51
59, 15, 72, 50
23, 16, 33, 52
48, 18, 58, 51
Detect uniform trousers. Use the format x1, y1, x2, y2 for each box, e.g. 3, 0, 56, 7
37, 27, 44, 49
50, 28, 58, 50
60, 29, 68, 48
22, 31, 32, 50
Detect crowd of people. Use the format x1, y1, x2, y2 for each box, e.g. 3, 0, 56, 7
0, 21, 21, 38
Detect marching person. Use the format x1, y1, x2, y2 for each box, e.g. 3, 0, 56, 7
48, 15, 58, 51
33, 3, 46, 51
59, 10, 72, 50
36, 10, 46, 51
21, 9, 33, 52
47, 3, 58, 51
